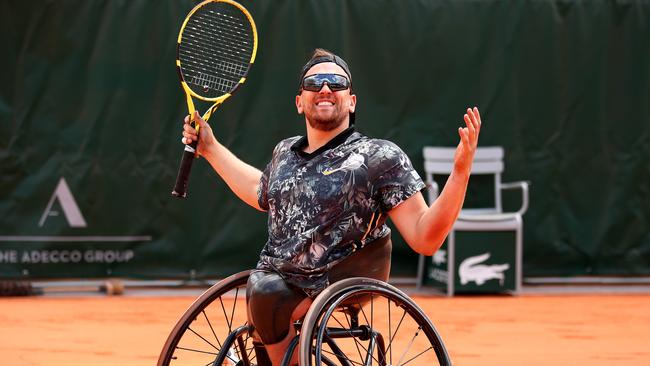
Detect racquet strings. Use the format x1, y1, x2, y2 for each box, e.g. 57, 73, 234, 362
178, 2, 255, 99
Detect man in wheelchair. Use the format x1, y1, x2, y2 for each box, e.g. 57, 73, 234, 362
180, 49, 482, 366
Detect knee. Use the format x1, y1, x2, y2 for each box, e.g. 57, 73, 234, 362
248, 272, 290, 299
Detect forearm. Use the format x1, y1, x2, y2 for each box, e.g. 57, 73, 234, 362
202, 142, 264, 211
414, 169, 470, 255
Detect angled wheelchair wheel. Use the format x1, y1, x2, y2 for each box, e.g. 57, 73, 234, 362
299, 278, 451, 366
158, 270, 256, 366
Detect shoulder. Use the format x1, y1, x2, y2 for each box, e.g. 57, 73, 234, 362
367, 138, 402, 150
360, 138, 408, 160
355, 138, 417, 178
272, 135, 302, 155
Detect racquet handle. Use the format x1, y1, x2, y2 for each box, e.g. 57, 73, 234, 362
171, 142, 198, 198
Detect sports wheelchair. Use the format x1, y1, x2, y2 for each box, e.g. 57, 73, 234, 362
158, 270, 451, 366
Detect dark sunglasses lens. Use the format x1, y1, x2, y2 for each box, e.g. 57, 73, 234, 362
302, 77, 322, 91
323, 74, 348, 90
302, 74, 349, 92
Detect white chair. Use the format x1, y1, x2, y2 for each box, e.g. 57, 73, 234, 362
416, 146, 529, 295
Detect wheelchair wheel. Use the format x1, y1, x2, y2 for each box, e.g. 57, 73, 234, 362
158, 270, 256, 366
299, 277, 451, 366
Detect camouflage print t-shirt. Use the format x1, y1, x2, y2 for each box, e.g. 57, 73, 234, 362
256, 127, 425, 296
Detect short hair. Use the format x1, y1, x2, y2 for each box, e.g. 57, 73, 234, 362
310, 48, 336, 60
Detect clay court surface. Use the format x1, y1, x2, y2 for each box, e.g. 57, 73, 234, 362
1, 291, 649, 365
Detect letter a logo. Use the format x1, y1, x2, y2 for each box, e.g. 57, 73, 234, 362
38, 177, 87, 228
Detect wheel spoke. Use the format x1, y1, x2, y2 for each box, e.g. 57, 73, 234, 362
226, 347, 242, 365
230, 287, 239, 332
187, 326, 220, 351
351, 295, 382, 364
395, 325, 422, 366
400, 346, 434, 366
384, 308, 407, 360
202, 309, 223, 349
333, 311, 371, 363
218, 296, 230, 332
244, 333, 257, 362
337, 313, 366, 362
328, 298, 380, 366
354, 294, 371, 330
175, 345, 218, 356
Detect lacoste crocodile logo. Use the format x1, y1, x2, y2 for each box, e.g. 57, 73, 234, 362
459, 253, 509, 286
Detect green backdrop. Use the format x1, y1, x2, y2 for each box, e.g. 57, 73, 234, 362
1, 0, 649, 280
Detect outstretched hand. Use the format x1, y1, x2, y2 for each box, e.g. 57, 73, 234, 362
454, 107, 482, 174
181, 111, 218, 157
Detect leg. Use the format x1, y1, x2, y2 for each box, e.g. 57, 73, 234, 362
264, 296, 312, 366
246, 271, 310, 366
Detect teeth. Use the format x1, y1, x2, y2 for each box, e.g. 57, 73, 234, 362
317, 101, 334, 106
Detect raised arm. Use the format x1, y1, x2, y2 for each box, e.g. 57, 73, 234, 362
181, 111, 264, 211
388, 107, 481, 255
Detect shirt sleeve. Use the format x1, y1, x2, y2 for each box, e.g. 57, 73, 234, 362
257, 137, 297, 211
373, 142, 426, 212
257, 161, 271, 211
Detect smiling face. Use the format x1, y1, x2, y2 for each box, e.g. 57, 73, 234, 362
296, 62, 356, 132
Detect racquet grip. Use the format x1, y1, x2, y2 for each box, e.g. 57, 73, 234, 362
171, 143, 197, 198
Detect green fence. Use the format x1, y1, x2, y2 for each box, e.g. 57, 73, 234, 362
1, 0, 649, 280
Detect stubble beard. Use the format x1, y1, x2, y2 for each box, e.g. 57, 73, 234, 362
306, 108, 348, 131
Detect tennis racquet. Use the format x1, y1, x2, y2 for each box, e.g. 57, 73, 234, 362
172, 0, 258, 198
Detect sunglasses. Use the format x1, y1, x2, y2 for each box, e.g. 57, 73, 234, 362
301, 73, 350, 92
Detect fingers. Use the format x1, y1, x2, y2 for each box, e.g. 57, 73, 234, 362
463, 111, 476, 141
191, 110, 201, 125
463, 106, 482, 144
181, 111, 215, 148
192, 110, 211, 130
470, 107, 481, 130
182, 114, 198, 145
470, 107, 481, 136
458, 127, 469, 145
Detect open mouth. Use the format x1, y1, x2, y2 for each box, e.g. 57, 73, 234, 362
316, 100, 335, 106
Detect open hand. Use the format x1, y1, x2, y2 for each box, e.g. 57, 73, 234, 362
454, 107, 482, 174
